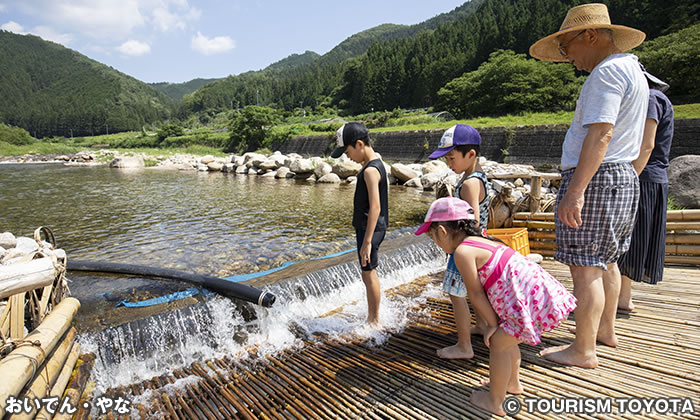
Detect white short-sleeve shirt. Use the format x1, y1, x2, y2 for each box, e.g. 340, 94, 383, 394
561, 53, 649, 170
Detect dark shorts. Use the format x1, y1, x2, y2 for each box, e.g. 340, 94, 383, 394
356, 229, 386, 271
555, 162, 639, 270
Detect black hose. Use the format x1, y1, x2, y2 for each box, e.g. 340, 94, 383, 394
67, 260, 276, 307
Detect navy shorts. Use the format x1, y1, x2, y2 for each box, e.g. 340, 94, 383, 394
356, 229, 386, 271
555, 162, 639, 270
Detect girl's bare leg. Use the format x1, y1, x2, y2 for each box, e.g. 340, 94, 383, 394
471, 329, 520, 416
437, 296, 474, 359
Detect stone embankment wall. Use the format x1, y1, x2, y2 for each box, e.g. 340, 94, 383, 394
276, 118, 700, 167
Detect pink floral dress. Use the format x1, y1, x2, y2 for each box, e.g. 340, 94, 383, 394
462, 239, 577, 346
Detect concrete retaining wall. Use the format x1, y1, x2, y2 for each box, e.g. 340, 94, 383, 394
275, 118, 700, 168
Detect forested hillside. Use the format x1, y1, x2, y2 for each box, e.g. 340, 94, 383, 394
1, 0, 697, 139
150, 78, 220, 100
182, 0, 698, 116
178, 0, 486, 116
0, 31, 173, 138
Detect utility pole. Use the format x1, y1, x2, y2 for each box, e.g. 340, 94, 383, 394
256, 89, 259, 106
105, 123, 108, 135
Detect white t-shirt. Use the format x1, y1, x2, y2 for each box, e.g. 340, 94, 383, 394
561, 53, 649, 170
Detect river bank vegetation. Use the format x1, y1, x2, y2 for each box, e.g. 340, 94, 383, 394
2, 103, 699, 158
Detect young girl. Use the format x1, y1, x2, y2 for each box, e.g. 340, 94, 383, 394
416, 197, 577, 416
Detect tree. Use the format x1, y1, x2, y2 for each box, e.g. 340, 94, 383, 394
156, 124, 184, 144
436, 50, 583, 117
225, 106, 280, 152
634, 22, 700, 100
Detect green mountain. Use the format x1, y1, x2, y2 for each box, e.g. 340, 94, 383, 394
265, 51, 321, 72
149, 78, 220, 100
179, 0, 486, 115
0, 30, 173, 138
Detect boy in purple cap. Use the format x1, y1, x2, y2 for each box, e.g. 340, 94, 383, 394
429, 124, 491, 359
331, 122, 389, 325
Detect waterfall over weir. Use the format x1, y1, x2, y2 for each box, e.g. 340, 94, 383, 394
79, 235, 447, 394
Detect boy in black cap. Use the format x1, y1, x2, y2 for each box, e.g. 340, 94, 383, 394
331, 122, 389, 325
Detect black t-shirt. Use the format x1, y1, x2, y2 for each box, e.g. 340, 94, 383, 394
353, 159, 389, 231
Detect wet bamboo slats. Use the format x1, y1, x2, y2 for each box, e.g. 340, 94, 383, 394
101, 262, 700, 419
513, 210, 700, 265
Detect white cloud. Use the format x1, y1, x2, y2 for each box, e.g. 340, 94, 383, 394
191, 31, 235, 55
117, 39, 151, 56
15, 0, 201, 41
1, 20, 24, 33
0, 4, 6, 13
32, 25, 73, 45
151, 4, 200, 32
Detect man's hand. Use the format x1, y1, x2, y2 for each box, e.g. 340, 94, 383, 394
558, 189, 585, 228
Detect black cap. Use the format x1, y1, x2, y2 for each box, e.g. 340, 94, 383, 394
330, 122, 369, 158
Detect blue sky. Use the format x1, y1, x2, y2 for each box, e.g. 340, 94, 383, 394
0, 0, 468, 84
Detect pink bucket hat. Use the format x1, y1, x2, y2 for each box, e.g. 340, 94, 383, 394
415, 197, 476, 235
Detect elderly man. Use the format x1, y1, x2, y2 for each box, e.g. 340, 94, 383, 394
529, 3, 649, 368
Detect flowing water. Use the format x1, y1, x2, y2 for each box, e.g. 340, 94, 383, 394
0, 163, 448, 395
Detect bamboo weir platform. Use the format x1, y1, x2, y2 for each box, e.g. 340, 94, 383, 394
102, 260, 700, 419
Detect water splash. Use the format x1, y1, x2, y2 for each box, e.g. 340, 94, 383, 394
79, 240, 447, 394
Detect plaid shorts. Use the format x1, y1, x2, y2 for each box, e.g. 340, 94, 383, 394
555, 162, 639, 270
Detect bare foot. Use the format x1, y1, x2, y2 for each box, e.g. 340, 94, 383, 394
539, 344, 598, 368
437, 344, 474, 359
480, 378, 524, 395
470, 389, 505, 416
617, 300, 635, 311
567, 326, 618, 347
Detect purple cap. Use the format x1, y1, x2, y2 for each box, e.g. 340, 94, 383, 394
415, 197, 476, 235
428, 124, 481, 159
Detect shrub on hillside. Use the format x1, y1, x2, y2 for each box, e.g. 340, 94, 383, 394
634, 23, 700, 100
0, 123, 35, 145
436, 50, 583, 118
225, 106, 280, 153
156, 124, 185, 144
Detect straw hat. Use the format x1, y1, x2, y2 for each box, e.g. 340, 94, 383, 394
529, 3, 645, 62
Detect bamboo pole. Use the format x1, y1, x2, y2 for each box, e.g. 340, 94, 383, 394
51, 352, 95, 420
0, 258, 57, 300
667, 234, 700, 245
33, 342, 81, 420
666, 221, 700, 230
1, 300, 10, 339
666, 209, 700, 221
528, 231, 556, 240
664, 255, 700, 265
0, 297, 80, 417
512, 220, 555, 229
529, 175, 542, 213
74, 380, 95, 420
9, 293, 24, 339
14, 328, 77, 420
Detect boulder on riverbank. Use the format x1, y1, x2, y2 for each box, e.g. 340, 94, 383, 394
109, 155, 144, 169
668, 155, 700, 208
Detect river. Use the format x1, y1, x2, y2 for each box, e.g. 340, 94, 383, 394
1, 163, 448, 393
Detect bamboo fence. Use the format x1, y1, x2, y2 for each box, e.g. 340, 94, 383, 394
97, 261, 700, 419
514, 209, 700, 266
